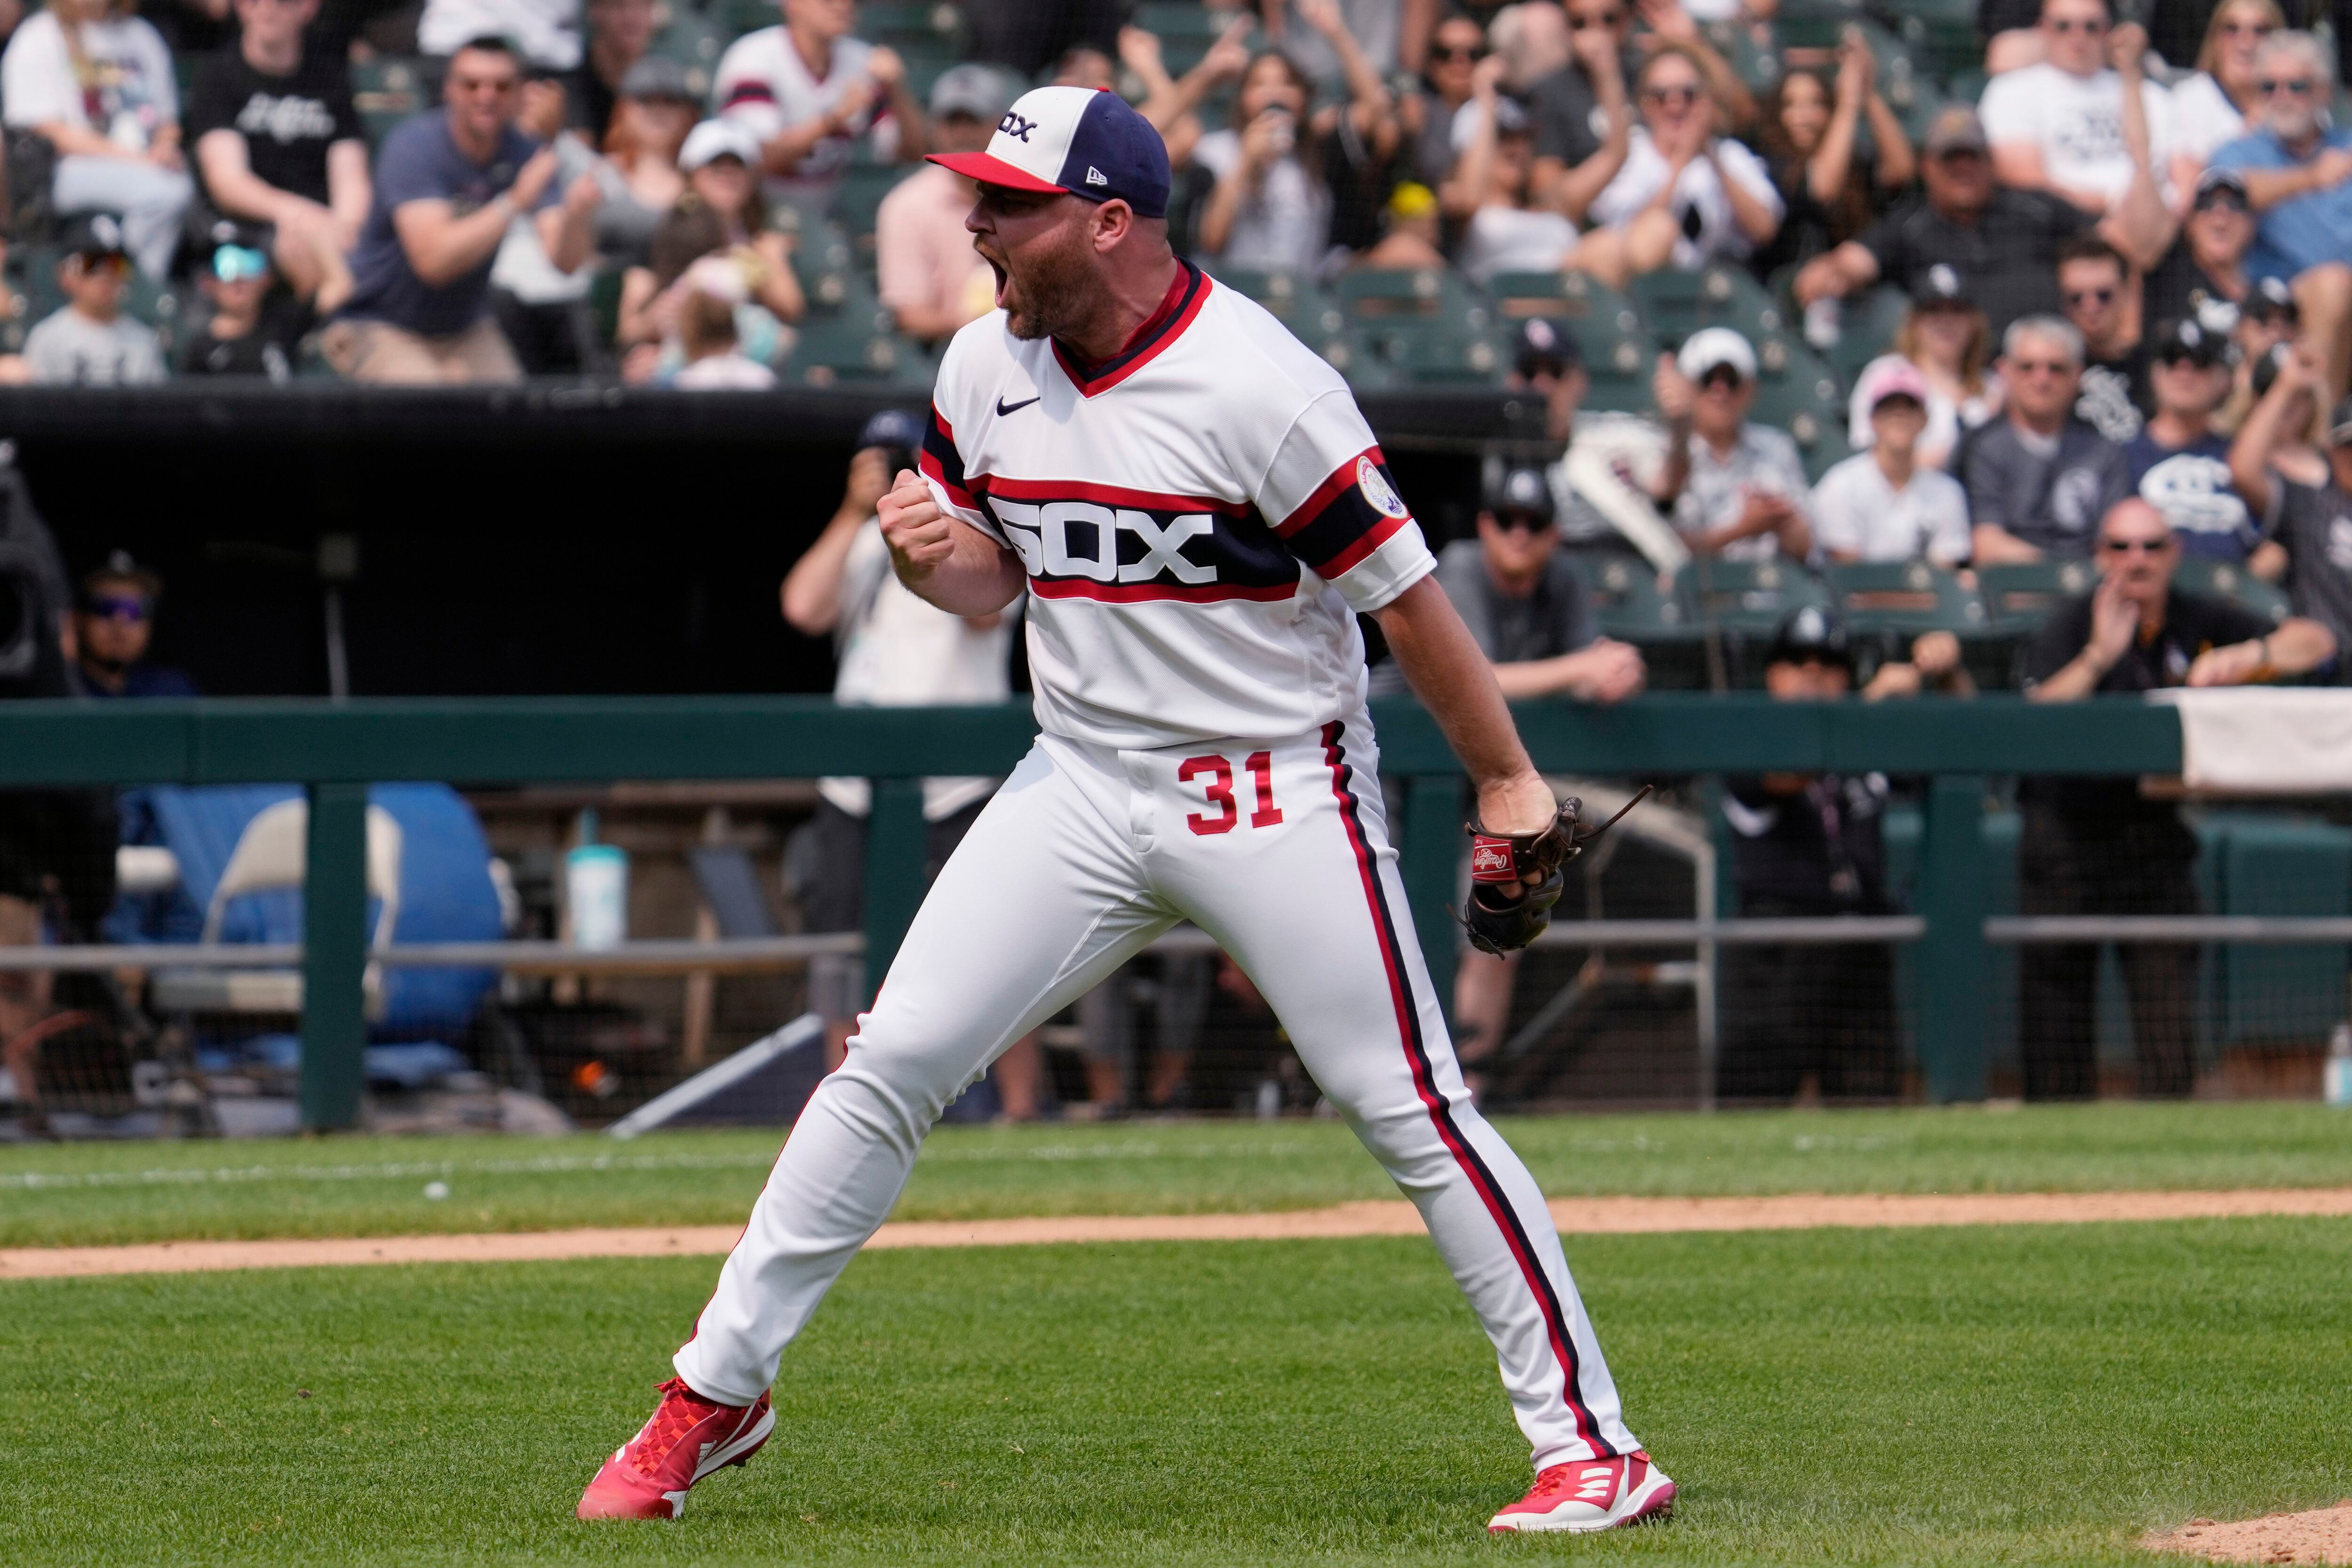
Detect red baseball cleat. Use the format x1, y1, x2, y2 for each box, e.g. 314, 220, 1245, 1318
1486, 1450, 1676, 1534
576, 1377, 775, 1520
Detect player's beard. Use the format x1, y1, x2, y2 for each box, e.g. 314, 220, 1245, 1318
996, 221, 1095, 343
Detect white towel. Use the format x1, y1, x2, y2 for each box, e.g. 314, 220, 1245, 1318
2147, 688, 2352, 792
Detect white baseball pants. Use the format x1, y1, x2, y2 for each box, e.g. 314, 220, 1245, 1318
674, 717, 1642, 1470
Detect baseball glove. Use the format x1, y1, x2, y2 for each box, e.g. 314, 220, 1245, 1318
1460, 788, 1652, 956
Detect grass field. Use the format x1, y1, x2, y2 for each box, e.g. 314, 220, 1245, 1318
7, 1219, 2349, 1565
7, 1102, 2352, 1248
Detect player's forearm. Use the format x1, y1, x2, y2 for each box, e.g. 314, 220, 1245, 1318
898, 521, 1027, 615
1373, 576, 1542, 792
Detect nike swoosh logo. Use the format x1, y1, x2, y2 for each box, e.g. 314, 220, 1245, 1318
995, 395, 1041, 416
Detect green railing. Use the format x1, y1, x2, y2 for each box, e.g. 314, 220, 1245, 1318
1, 693, 2186, 1127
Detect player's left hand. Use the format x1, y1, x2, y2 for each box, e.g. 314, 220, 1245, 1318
879, 468, 954, 581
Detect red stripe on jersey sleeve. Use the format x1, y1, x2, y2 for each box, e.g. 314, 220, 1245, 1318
1316, 511, 1413, 580
1275, 446, 1386, 539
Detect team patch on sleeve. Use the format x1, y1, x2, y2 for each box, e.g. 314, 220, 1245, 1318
1275, 447, 1416, 579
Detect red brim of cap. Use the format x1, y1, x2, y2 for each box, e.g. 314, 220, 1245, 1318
927, 151, 1067, 194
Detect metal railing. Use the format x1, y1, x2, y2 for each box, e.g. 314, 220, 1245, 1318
0, 692, 2225, 1125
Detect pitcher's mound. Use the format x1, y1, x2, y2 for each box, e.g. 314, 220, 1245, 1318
2146, 1503, 2352, 1564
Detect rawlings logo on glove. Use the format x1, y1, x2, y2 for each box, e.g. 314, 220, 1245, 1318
1460, 788, 1652, 956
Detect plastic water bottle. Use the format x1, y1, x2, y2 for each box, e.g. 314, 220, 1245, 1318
567, 814, 629, 952
2328, 1023, 2352, 1107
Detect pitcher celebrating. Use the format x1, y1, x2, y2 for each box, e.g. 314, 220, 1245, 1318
578, 86, 1672, 1537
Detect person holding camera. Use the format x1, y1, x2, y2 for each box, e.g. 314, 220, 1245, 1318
778, 409, 1038, 1116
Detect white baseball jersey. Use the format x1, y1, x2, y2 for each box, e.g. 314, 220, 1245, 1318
712, 28, 896, 190
920, 262, 1438, 749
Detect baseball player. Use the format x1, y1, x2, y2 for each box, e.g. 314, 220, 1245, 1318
579, 84, 1672, 1536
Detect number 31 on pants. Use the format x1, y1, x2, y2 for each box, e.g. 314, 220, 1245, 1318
1179, 751, 1284, 836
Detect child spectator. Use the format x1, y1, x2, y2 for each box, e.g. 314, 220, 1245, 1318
616, 120, 804, 383
1648, 326, 1814, 560
1572, 45, 1780, 287
1750, 32, 1914, 280
1962, 315, 2132, 561
876, 64, 1014, 345
23, 216, 166, 386
2127, 316, 2255, 561
175, 233, 310, 380
1979, 0, 2175, 216
186, 0, 367, 312
323, 38, 600, 383
0, 0, 193, 281
1843, 269, 2002, 471
668, 258, 777, 389
2057, 233, 2151, 441
1813, 362, 1973, 565
2166, 0, 2280, 177
714, 0, 926, 203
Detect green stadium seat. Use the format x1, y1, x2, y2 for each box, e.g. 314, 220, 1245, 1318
1821, 560, 1989, 641
854, 0, 962, 49
1383, 324, 1507, 385
1206, 267, 1345, 339
1311, 325, 1399, 391
1331, 266, 1491, 332
1485, 270, 1659, 406
1975, 560, 2095, 637
1628, 263, 1788, 351
2175, 558, 2292, 627
1748, 335, 1851, 480
830, 162, 917, 269
1576, 549, 1707, 687
785, 305, 934, 388
712, 0, 778, 44
1134, 2, 1230, 43
351, 56, 427, 148
648, 7, 726, 82
1689, 556, 1829, 637
1820, 283, 1909, 394
1770, 0, 1868, 51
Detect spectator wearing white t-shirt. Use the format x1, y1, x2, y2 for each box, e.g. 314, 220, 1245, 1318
419, 0, 582, 71
714, 0, 925, 202
2164, 0, 2281, 183
1813, 361, 1973, 565
1572, 44, 1781, 289
0, 0, 193, 280
1441, 65, 1576, 286
1978, 0, 2176, 216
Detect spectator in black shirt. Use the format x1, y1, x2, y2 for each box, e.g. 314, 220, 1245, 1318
1750, 32, 1915, 280
1440, 459, 1645, 1083
2234, 346, 2352, 661
2057, 234, 2151, 441
564, 0, 655, 145
1404, 10, 1490, 191
1795, 103, 2168, 335
2145, 167, 2258, 333
72, 551, 198, 697
2017, 496, 2335, 1098
187, 0, 368, 311
1963, 315, 2133, 561
175, 232, 311, 379
1717, 607, 1903, 1102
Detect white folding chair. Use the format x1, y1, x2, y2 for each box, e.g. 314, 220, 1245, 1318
150, 799, 405, 1019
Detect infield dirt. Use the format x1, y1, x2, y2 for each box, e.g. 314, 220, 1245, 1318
2146, 1502, 2352, 1564
7, 1185, 2351, 1279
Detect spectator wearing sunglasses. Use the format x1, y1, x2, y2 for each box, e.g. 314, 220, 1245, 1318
1979, 0, 2177, 218
1961, 315, 2131, 563
1649, 327, 1814, 561
2124, 316, 2255, 560
1404, 13, 1491, 189
2144, 167, 2258, 334
2234, 348, 2352, 662
22, 216, 166, 387
2017, 496, 2333, 1099
177, 234, 310, 380
2208, 30, 2352, 404
72, 552, 196, 699
1572, 45, 1781, 287
2167, 0, 2282, 174
2057, 234, 2150, 442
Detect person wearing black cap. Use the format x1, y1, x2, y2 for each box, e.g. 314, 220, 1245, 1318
1441, 458, 1645, 1077
21, 217, 166, 387
1510, 315, 1586, 445
2144, 167, 2259, 336
776, 410, 1028, 1099
185, 0, 368, 310
71, 551, 197, 698
564, 0, 660, 144
2234, 347, 2352, 663
2125, 316, 2256, 561
1716, 606, 1901, 1102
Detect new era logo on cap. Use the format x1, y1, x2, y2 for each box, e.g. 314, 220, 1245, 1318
928, 85, 1171, 219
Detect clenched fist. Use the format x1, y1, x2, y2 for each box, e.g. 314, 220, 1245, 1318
878, 468, 955, 582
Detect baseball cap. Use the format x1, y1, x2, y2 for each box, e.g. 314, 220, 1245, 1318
930, 62, 1017, 122
1676, 326, 1757, 383
2193, 165, 2250, 209
1857, 358, 1930, 412
2152, 316, 2229, 368
620, 55, 698, 102
856, 407, 925, 454
1451, 93, 1529, 152
1483, 462, 1556, 524
2244, 275, 2300, 325
1767, 605, 1851, 669
926, 85, 1171, 220
1513, 316, 1582, 380
679, 118, 761, 172
60, 213, 129, 261
1922, 104, 1988, 157
81, 549, 161, 604
1911, 263, 1973, 310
